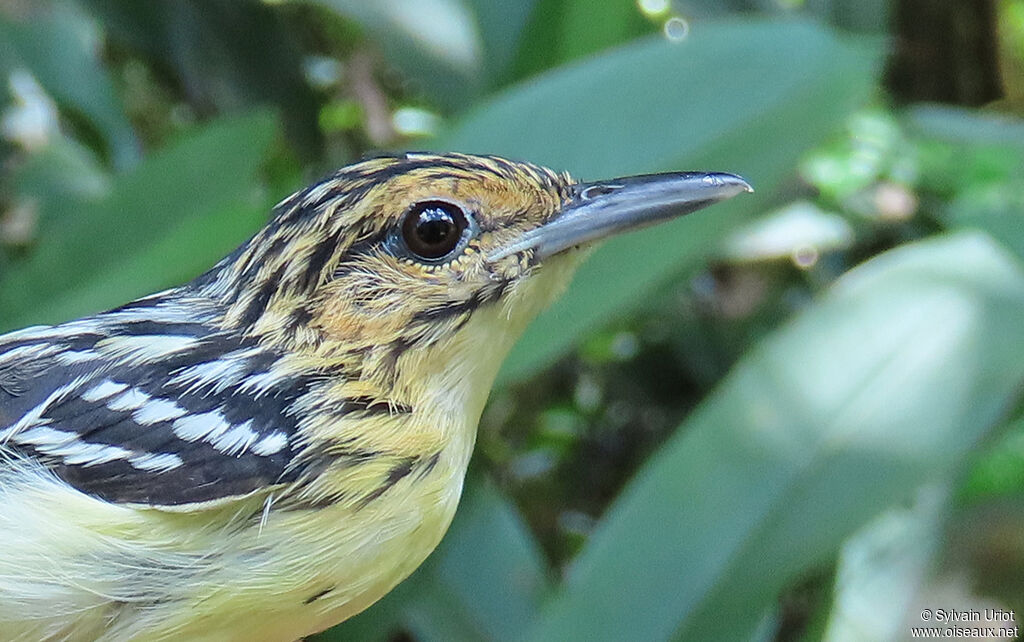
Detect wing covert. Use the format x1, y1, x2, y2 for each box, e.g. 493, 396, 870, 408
0, 314, 310, 507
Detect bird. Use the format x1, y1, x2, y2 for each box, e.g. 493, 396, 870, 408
0, 152, 750, 641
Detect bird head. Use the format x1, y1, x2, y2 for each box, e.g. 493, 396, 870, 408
203, 152, 750, 402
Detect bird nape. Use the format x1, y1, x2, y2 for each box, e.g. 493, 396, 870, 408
0, 152, 750, 641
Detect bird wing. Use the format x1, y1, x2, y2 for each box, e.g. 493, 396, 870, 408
0, 313, 307, 507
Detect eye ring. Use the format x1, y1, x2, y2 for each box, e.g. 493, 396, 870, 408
396, 200, 475, 263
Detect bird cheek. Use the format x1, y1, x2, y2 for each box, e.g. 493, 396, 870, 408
485, 252, 531, 282
313, 291, 413, 347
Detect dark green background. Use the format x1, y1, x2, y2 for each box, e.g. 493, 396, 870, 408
1, 1, 1023, 640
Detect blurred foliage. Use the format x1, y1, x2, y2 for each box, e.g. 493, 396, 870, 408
1, 0, 1023, 640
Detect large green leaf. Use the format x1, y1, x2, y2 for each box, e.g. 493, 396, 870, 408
510, 0, 654, 81
22, 200, 267, 328
405, 477, 551, 642
431, 18, 882, 381
0, 111, 276, 330
529, 232, 1024, 641
466, 0, 539, 85
0, 4, 139, 168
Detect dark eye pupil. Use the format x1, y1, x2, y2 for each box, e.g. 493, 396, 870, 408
401, 201, 467, 260
416, 212, 454, 245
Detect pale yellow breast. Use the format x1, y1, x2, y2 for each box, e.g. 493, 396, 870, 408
126, 452, 464, 641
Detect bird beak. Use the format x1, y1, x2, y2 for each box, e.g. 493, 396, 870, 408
487, 171, 753, 261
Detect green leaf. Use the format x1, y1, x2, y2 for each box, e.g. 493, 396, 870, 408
960, 415, 1024, 501
906, 104, 1024, 153
432, 18, 883, 381
804, 0, 892, 34
8, 137, 111, 224
23, 200, 267, 328
529, 232, 1024, 641
307, 0, 484, 110
510, 0, 654, 80
467, 0, 540, 85
551, 0, 652, 61
409, 478, 551, 641
0, 110, 277, 330
943, 185, 1024, 264
0, 4, 139, 168
81, 0, 322, 156
910, 106, 1024, 263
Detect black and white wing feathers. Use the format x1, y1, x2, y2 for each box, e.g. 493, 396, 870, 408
0, 302, 309, 507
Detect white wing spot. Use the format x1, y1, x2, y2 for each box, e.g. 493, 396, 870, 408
130, 452, 184, 472
107, 388, 151, 413
14, 426, 77, 447
133, 398, 188, 425
210, 420, 259, 456
251, 431, 289, 456
173, 411, 229, 442
81, 380, 129, 403
236, 369, 289, 398
49, 441, 132, 467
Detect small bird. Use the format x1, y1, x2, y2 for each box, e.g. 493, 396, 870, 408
0, 152, 749, 641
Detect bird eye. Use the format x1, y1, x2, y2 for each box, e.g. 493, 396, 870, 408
399, 200, 471, 262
